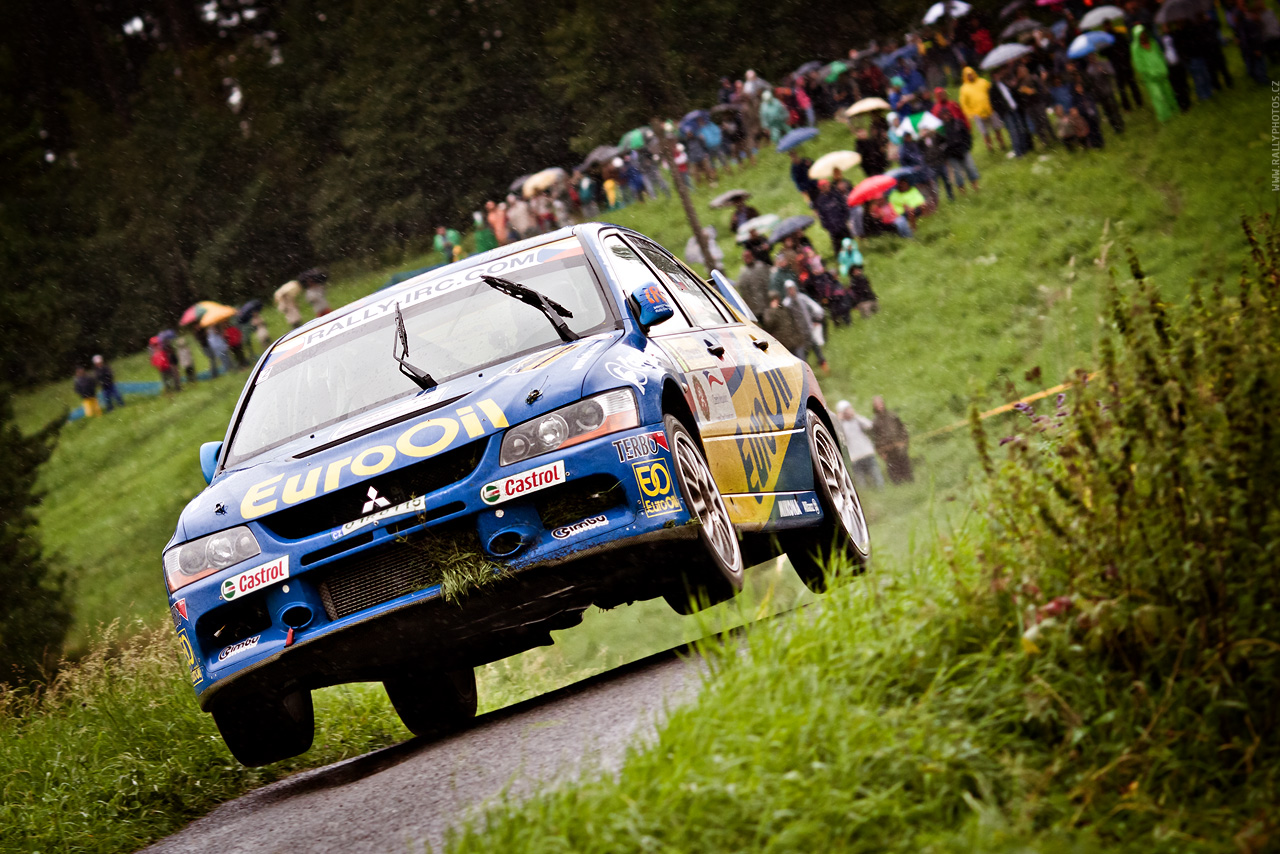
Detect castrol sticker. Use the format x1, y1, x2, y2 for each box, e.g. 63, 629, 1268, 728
220, 555, 290, 601
481, 460, 566, 506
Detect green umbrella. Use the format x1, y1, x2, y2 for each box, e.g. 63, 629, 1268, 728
619, 126, 652, 151
822, 60, 850, 83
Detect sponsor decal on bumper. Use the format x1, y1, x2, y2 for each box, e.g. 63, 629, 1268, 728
551, 514, 609, 540
481, 459, 566, 505
332, 495, 427, 540
218, 635, 261, 662
220, 555, 290, 601
633, 459, 681, 518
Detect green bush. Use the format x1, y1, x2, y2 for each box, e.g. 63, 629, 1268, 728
966, 215, 1280, 837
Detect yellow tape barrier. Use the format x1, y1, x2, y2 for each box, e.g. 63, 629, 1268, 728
922, 371, 1101, 440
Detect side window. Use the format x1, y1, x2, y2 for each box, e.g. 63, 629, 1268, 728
632, 239, 730, 329
601, 234, 693, 333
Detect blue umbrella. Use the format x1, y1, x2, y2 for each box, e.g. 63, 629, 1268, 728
679, 109, 710, 135
1067, 30, 1114, 59
886, 166, 930, 184
776, 127, 819, 152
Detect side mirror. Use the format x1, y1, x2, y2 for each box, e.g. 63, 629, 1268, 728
199, 441, 223, 485
629, 283, 674, 332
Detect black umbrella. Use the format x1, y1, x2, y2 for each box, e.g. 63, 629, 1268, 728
236, 299, 264, 324
1154, 0, 1211, 25
710, 189, 751, 209
581, 145, 621, 170
768, 215, 815, 244
792, 60, 824, 77
999, 0, 1027, 19
710, 102, 742, 116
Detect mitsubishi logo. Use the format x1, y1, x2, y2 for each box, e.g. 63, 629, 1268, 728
362, 486, 391, 514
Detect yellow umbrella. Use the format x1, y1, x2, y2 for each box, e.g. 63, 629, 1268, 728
808, 150, 863, 180
843, 97, 892, 118
522, 167, 567, 198
197, 302, 238, 328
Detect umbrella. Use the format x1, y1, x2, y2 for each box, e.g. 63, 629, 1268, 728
236, 299, 264, 324
180, 301, 236, 328
581, 145, 621, 170
681, 109, 710, 125
877, 44, 920, 69
980, 42, 1034, 69
846, 174, 897, 206
710, 189, 751, 208
776, 126, 820, 152
895, 110, 943, 137
886, 166, 930, 184
844, 97, 892, 117
522, 167, 567, 198
999, 0, 1026, 18
1036, 0, 1064, 5
1067, 30, 1115, 59
808, 150, 862, 179
768, 215, 815, 244
1078, 4, 1125, 29
1154, 0, 1210, 25
619, 126, 653, 151
735, 214, 780, 244
1000, 18, 1041, 39
923, 0, 971, 24
821, 60, 850, 82
792, 60, 824, 77
710, 102, 742, 116
509, 174, 531, 194
157, 328, 177, 343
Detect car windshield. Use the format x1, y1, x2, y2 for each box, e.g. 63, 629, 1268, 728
225, 237, 614, 466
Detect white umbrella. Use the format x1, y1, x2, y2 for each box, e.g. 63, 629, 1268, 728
843, 97, 892, 118
1078, 4, 1125, 29
522, 167, 567, 198
980, 42, 1034, 70
808, 150, 863, 179
923, 0, 971, 24
734, 214, 780, 244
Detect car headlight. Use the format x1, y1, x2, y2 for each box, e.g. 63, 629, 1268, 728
163, 526, 261, 593
500, 390, 639, 466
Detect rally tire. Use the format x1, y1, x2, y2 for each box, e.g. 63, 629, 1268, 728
782, 409, 870, 593
212, 689, 315, 767
384, 667, 478, 739
662, 414, 745, 614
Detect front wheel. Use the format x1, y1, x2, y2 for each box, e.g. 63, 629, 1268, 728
662, 414, 745, 614
782, 409, 870, 593
384, 667, 477, 738
212, 689, 315, 767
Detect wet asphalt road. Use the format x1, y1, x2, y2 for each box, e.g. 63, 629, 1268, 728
141, 649, 704, 854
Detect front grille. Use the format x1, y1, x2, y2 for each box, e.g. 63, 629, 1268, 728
318, 539, 443, 620
260, 441, 484, 540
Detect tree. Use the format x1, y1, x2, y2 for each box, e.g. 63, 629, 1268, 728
0, 387, 72, 685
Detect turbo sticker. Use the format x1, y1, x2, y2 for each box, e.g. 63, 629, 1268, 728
220, 555, 290, 601
481, 460, 566, 505
611, 430, 668, 462
633, 459, 681, 517
240, 398, 508, 520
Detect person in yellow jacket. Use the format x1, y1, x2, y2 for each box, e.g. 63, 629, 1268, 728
958, 66, 1007, 153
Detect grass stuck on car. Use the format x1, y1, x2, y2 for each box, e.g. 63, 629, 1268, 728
163, 223, 870, 766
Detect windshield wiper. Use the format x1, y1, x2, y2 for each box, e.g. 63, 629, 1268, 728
392, 303, 437, 391
482, 275, 579, 342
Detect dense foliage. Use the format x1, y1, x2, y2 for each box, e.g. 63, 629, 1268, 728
0, 388, 71, 684
1, 0, 913, 385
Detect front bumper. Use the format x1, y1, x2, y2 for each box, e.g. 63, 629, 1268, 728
168, 422, 695, 708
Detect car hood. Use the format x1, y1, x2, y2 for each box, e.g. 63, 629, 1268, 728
172, 332, 620, 543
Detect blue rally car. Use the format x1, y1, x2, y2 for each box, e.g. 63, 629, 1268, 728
163, 223, 869, 765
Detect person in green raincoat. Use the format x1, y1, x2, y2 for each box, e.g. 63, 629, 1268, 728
1130, 24, 1177, 123
837, 237, 865, 277
759, 90, 791, 143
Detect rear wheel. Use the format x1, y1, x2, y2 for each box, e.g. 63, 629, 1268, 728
212, 689, 315, 767
662, 414, 745, 614
782, 409, 870, 593
384, 667, 477, 738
